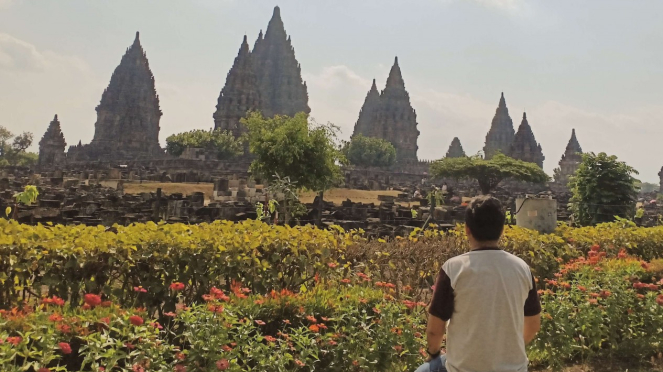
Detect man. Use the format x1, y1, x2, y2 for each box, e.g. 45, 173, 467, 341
416, 196, 541, 372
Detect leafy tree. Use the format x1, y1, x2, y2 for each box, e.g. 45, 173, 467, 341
242, 112, 345, 194
165, 129, 243, 160
430, 153, 549, 195
0, 126, 34, 167
342, 134, 396, 168
569, 152, 639, 226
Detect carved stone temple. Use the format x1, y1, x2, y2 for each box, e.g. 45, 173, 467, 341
352, 57, 419, 163
445, 137, 466, 158
68, 32, 163, 161
213, 35, 262, 138
214, 6, 310, 134
38, 114, 67, 168
554, 129, 583, 185
251, 6, 310, 118
508, 112, 545, 168
483, 93, 515, 159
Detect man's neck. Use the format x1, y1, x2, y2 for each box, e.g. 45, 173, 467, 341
469, 241, 500, 251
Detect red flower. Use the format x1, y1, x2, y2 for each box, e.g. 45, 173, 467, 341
100, 301, 112, 308
254, 299, 265, 305
7, 336, 21, 346
164, 312, 177, 317
84, 294, 102, 307
327, 262, 338, 268
125, 342, 135, 350
590, 244, 600, 252
129, 315, 144, 326
176, 352, 186, 360
295, 359, 305, 367
175, 365, 187, 372
372, 307, 381, 314
352, 360, 359, 366
38, 368, 50, 372
649, 284, 659, 291
340, 279, 351, 284
170, 282, 185, 291
222, 345, 233, 352
306, 315, 317, 323
216, 359, 230, 370
255, 319, 266, 326
133, 286, 147, 293
393, 345, 403, 353
264, 336, 277, 343
414, 332, 422, 338
657, 295, 663, 306
58, 342, 72, 354
641, 261, 650, 270
49, 313, 63, 322
132, 364, 144, 372
599, 290, 611, 299
328, 340, 338, 346
577, 285, 587, 292
589, 299, 598, 305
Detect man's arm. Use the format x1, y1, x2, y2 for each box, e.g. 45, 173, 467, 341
426, 313, 446, 356
523, 314, 540, 344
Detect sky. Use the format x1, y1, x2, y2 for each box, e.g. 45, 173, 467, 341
1, 0, 662, 181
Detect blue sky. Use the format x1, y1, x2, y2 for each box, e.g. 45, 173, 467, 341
1, 0, 662, 181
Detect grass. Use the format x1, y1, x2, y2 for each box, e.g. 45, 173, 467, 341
122, 182, 412, 206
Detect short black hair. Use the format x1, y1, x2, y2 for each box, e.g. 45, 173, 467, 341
465, 196, 505, 242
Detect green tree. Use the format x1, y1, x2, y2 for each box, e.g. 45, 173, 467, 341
242, 111, 345, 195
165, 129, 243, 160
0, 126, 35, 167
342, 134, 396, 168
569, 152, 639, 226
430, 153, 549, 195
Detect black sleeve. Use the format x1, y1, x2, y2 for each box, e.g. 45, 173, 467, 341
524, 273, 541, 317
428, 268, 454, 321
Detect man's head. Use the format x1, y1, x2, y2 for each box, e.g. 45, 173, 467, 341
464, 195, 505, 245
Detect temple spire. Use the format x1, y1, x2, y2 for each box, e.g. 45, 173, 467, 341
554, 129, 583, 186
483, 92, 515, 159
445, 137, 466, 158
508, 112, 544, 167
384, 56, 405, 90
38, 114, 67, 168
352, 79, 382, 138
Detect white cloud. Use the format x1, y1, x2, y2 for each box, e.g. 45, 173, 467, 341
0, 0, 15, 10
0, 33, 99, 150
471, 0, 522, 11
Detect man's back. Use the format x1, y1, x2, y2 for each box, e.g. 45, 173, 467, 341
438, 249, 536, 372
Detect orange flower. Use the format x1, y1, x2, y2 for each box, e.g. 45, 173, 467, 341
83, 294, 102, 307
264, 336, 277, 343
309, 324, 320, 333
216, 359, 230, 370
7, 337, 21, 346
294, 359, 305, 367
340, 279, 351, 284
393, 345, 403, 353
222, 345, 233, 352
306, 315, 317, 323
49, 313, 63, 322
255, 320, 266, 326
352, 360, 359, 366
176, 352, 186, 360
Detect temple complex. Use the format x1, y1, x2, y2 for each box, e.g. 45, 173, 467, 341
37, 115, 67, 168
68, 32, 163, 161
508, 112, 545, 168
250, 6, 310, 118
445, 137, 466, 158
352, 57, 419, 162
554, 129, 583, 185
213, 35, 262, 139
483, 93, 515, 159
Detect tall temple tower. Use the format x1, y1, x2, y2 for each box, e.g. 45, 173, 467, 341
483, 93, 515, 159
38, 114, 67, 168
445, 137, 466, 158
213, 35, 262, 138
74, 32, 162, 160
508, 112, 545, 167
251, 6, 310, 117
554, 129, 583, 185
352, 57, 419, 162
352, 79, 381, 138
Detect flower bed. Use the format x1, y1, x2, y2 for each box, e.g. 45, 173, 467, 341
4, 219, 663, 370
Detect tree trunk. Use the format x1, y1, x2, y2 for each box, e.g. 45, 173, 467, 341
317, 191, 324, 227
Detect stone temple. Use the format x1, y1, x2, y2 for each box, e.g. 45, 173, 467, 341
554, 129, 583, 185
445, 137, 466, 158
69, 32, 163, 161
508, 112, 544, 168
214, 6, 309, 135
38, 114, 67, 168
352, 57, 419, 163
483, 93, 515, 159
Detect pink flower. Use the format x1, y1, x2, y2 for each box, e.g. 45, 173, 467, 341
133, 286, 147, 293
216, 359, 230, 370
129, 315, 144, 326
255, 320, 266, 326
58, 342, 72, 354
84, 294, 102, 307
170, 282, 185, 291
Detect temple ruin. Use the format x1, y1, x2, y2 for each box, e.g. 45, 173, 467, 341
68, 32, 163, 162
483, 93, 515, 159
352, 57, 419, 163
508, 112, 545, 168
445, 137, 466, 158
554, 129, 583, 186
37, 115, 67, 168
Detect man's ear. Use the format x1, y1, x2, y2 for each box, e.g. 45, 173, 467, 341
465, 224, 471, 238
